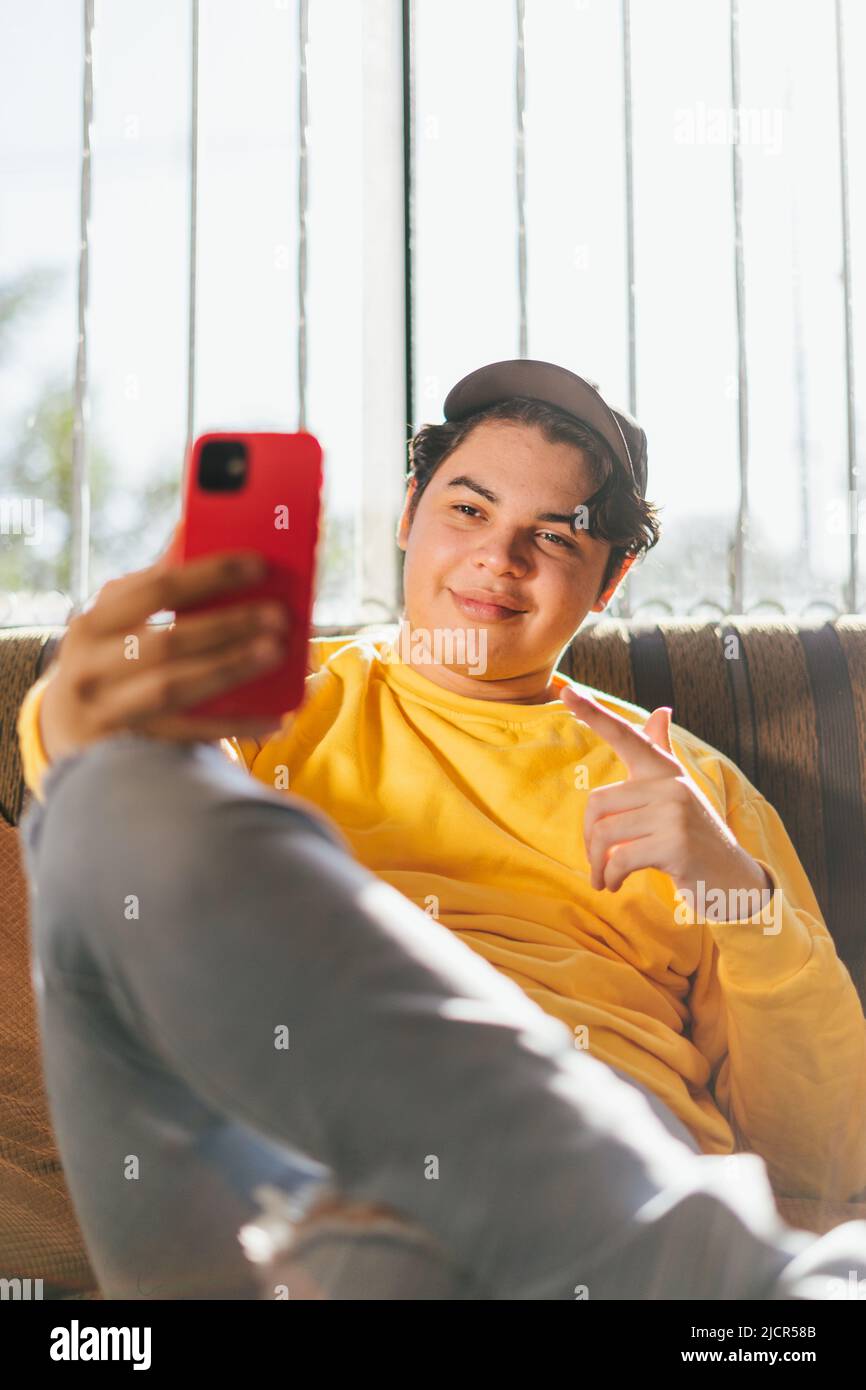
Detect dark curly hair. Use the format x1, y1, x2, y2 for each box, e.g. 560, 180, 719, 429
405, 396, 661, 603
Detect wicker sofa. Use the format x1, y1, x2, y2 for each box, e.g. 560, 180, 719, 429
4, 617, 866, 1298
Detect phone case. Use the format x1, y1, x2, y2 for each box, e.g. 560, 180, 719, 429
178, 430, 324, 720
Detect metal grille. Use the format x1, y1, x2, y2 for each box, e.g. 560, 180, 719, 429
60, 0, 861, 622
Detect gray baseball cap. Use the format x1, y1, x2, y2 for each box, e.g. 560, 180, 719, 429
442, 358, 648, 498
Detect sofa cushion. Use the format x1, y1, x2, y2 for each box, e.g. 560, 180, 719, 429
559, 617, 866, 1008
3, 617, 866, 1293
0, 819, 97, 1292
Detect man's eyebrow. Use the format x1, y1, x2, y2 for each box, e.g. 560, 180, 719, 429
446, 474, 582, 526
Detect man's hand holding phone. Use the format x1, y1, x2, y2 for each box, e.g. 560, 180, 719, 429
38, 527, 291, 764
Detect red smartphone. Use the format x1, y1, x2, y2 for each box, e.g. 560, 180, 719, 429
178, 430, 324, 720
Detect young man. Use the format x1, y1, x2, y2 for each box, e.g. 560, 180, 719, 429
222, 359, 866, 1205
16, 359, 866, 1298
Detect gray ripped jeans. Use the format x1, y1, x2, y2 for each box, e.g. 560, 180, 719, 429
18, 733, 866, 1299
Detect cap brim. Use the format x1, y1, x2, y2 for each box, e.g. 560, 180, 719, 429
442, 359, 645, 496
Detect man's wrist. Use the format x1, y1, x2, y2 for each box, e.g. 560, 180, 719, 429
675, 851, 776, 924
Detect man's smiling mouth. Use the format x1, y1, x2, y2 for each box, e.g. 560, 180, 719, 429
448, 588, 527, 620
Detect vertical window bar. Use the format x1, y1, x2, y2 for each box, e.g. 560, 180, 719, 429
618, 0, 636, 620
398, 0, 415, 613
358, 0, 407, 620
835, 0, 857, 612
298, 0, 309, 431
792, 202, 811, 569
402, 0, 415, 442
786, 55, 811, 577
515, 0, 528, 358
621, 0, 637, 419
729, 0, 749, 614
186, 0, 199, 461
70, 0, 94, 616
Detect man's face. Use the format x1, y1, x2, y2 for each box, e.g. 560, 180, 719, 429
395, 419, 621, 695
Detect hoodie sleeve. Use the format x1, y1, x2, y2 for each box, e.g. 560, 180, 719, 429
17, 671, 249, 805
686, 788, 866, 1201
16, 671, 59, 807
18, 632, 351, 800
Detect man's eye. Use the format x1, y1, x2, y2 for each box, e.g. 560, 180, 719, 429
450, 507, 574, 550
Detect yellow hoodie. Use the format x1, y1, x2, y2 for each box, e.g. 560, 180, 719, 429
18, 631, 866, 1201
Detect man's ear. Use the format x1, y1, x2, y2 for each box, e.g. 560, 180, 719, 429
396, 477, 417, 551
590, 552, 636, 613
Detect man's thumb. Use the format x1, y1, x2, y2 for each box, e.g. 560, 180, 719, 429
643, 705, 674, 756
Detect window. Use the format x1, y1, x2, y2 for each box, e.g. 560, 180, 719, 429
2, 0, 863, 625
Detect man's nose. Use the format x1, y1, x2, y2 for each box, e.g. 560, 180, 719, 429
472, 534, 530, 573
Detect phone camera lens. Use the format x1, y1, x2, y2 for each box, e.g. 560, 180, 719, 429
199, 440, 248, 492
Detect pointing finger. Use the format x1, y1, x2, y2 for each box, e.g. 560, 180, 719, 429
562, 686, 679, 780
